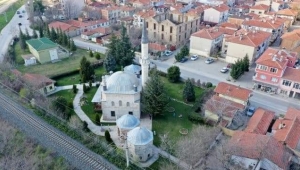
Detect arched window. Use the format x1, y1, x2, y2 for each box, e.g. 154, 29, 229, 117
111, 101, 115, 106
119, 100, 122, 106
126, 102, 130, 107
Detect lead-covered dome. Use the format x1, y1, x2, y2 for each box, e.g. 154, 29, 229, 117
127, 127, 153, 145
116, 114, 140, 130
124, 64, 141, 75
106, 71, 139, 93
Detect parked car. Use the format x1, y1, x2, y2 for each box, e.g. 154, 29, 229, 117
191, 55, 199, 61
17, 11, 20, 14
247, 106, 256, 117
19, 15, 22, 18
180, 57, 188, 63
164, 50, 173, 56
220, 67, 229, 73
205, 58, 214, 64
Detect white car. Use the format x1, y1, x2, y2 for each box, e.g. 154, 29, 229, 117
220, 67, 229, 73
164, 50, 173, 56
191, 55, 199, 61
205, 58, 214, 64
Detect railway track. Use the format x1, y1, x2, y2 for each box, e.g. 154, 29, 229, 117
0, 93, 118, 170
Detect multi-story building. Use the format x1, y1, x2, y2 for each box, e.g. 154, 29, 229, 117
253, 48, 299, 97
249, 4, 270, 15
133, 9, 156, 28
203, 4, 229, 24
222, 29, 271, 63
228, 14, 253, 25
190, 28, 224, 57
276, 9, 299, 24
100, 6, 121, 23
255, 0, 285, 12
146, 9, 202, 48
242, 17, 285, 42
280, 29, 300, 53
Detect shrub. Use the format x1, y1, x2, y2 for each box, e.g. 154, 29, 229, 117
206, 82, 213, 88
67, 101, 74, 110
196, 79, 201, 87
105, 130, 113, 143
89, 50, 94, 57
95, 52, 101, 60
83, 121, 90, 132
72, 84, 77, 94
89, 80, 92, 88
188, 113, 205, 124
95, 114, 100, 125
96, 83, 100, 88
83, 84, 89, 93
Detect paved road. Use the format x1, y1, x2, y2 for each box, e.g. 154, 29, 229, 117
73, 37, 107, 54
0, 0, 18, 13
0, 4, 33, 62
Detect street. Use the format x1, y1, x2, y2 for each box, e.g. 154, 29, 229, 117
73, 36, 107, 54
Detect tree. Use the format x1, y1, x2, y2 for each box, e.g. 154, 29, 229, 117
105, 130, 113, 143
72, 84, 77, 93
19, 29, 26, 51
180, 45, 189, 57
19, 88, 29, 99
45, 25, 50, 38
183, 79, 196, 102
63, 0, 81, 20
38, 25, 44, 38
89, 50, 94, 57
116, 25, 135, 67
68, 115, 83, 130
83, 83, 88, 93
95, 52, 101, 60
243, 54, 250, 72
32, 30, 38, 39
52, 96, 68, 113
142, 69, 169, 117
50, 27, 57, 41
80, 56, 94, 83
25, 28, 30, 40
230, 64, 239, 80
62, 33, 68, 46
82, 121, 90, 132
104, 53, 117, 72
167, 66, 181, 83
95, 114, 100, 125
70, 39, 76, 51
175, 53, 183, 62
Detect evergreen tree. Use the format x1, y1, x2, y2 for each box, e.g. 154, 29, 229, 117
117, 25, 135, 67
230, 64, 239, 80
180, 45, 189, 57
95, 52, 101, 60
45, 25, 50, 38
83, 121, 90, 132
175, 53, 183, 62
25, 28, 30, 40
67, 36, 71, 49
104, 53, 117, 72
95, 114, 100, 125
70, 39, 76, 51
89, 50, 94, 57
57, 28, 62, 44
39, 25, 44, 38
50, 27, 57, 41
105, 130, 113, 143
80, 56, 94, 83
62, 33, 68, 46
243, 54, 250, 72
32, 30, 38, 39
19, 29, 26, 51
72, 84, 77, 93
142, 69, 169, 117
183, 79, 195, 102
83, 83, 88, 93
167, 66, 181, 83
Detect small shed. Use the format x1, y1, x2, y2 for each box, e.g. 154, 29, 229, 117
21, 54, 36, 66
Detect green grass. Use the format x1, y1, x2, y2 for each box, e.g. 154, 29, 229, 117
81, 87, 99, 123
48, 89, 76, 115
0, 1, 23, 32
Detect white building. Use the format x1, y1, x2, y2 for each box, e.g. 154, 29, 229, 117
203, 4, 229, 24
127, 127, 154, 162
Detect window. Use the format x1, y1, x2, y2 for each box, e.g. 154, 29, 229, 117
179, 26, 181, 32
179, 35, 181, 41
170, 35, 172, 42
154, 23, 156, 30
111, 101, 115, 106
111, 111, 115, 117
294, 83, 300, 89
257, 65, 268, 71
154, 32, 156, 38
270, 68, 277, 73
119, 100, 122, 106
185, 24, 187, 30
139, 156, 142, 160
191, 22, 192, 28
170, 26, 173, 33
271, 77, 278, 82
146, 22, 148, 28
185, 33, 186, 39
161, 25, 164, 31
126, 102, 130, 106
258, 11, 262, 14
161, 34, 164, 40
49, 86, 53, 90
129, 111, 133, 115
282, 80, 292, 86
260, 75, 266, 80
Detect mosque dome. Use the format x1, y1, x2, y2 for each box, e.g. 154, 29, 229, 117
106, 71, 139, 93
124, 64, 141, 75
116, 114, 140, 130
127, 127, 153, 145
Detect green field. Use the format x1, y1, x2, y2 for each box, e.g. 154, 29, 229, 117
0, 1, 23, 31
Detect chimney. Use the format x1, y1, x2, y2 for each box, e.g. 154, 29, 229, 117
102, 76, 107, 91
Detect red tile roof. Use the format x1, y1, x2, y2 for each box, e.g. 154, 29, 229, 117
277, 9, 298, 16
219, 22, 240, 30
191, 28, 223, 40
281, 29, 300, 41
285, 107, 300, 120
242, 18, 285, 29
214, 82, 252, 101
81, 27, 111, 36
149, 43, 166, 51
23, 73, 55, 89
227, 131, 291, 170
245, 107, 275, 134
255, 48, 293, 69
250, 4, 269, 11
282, 67, 300, 83
205, 95, 245, 119
135, 10, 156, 18
226, 30, 271, 47
212, 4, 229, 12
48, 21, 78, 32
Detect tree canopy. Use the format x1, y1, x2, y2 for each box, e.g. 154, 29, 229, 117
183, 79, 195, 102
167, 66, 181, 83
80, 56, 94, 83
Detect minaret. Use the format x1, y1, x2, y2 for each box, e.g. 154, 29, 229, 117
141, 21, 149, 87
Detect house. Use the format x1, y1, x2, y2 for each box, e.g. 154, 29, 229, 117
231, 4, 250, 15
244, 107, 275, 135
21, 54, 37, 66
133, 9, 156, 28
48, 21, 81, 37
249, 4, 270, 15
132, 0, 151, 8
272, 107, 300, 152
241, 17, 285, 42
226, 131, 292, 170
190, 28, 224, 57
280, 29, 300, 53
26, 38, 61, 64
203, 4, 229, 24
255, 0, 284, 12
219, 22, 240, 35
276, 9, 299, 25
280, 67, 300, 98
100, 6, 121, 23
65, 19, 109, 32
222, 29, 271, 64
148, 42, 166, 53
81, 27, 111, 40
253, 48, 298, 96
214, 82, 252, 106
228, 14, 253, 25
146, 10, 201, 48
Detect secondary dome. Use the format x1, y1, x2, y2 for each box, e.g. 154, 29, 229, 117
124, 64, 141, 75
127, 127, 153, 145
106, 71, 139, 93
116, 114, 140, 130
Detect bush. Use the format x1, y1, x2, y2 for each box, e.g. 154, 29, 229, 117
167, 66, 181, 83
89, 80, 92, 88
188, 113, 205, 124
83, 84, 89, 93
96, 83, 100, 88
89, 50, 94, 57
83, 121, 90, 132
72, 84, 77, 94
105, 130, 113, 143
206, 82, 213, 88
67, 101, 74, 110
95, 52, 101, 60
95, 114, 100, 125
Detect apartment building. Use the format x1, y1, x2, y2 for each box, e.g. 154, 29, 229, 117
203, 4, 229, 24
276, 9, 299, 24
255, 0, 284, 12
222, 30, 271, 64
280, 29, 300, 53
133, 9, 156, 28
146, 10, 202, 48
249, 4, 270, 15
253, 48, 299, 97
100, 6, 122, 23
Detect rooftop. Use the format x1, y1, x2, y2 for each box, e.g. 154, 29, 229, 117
283, 67, 300, 83
242, 17, 285, 29
26, 38, 57, 51
276, 8, 298, 16
255, 48, 294, 69
127, 127, 153, 145
214, 82, 252, 101
226, 30, 271, 47
191, 28, 223, 40
250, 4, 269, 11
23, 73, 55, 88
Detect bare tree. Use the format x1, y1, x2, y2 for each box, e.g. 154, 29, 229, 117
128, 26, 142, 48
81, 6, 101, 19
68, 115, 83, 130
63, 0, 82, 19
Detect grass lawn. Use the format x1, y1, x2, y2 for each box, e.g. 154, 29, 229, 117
14, 42, 103, 78
0, 1, 23, 31
81, 87, 99, 123
48, 89, 76, 115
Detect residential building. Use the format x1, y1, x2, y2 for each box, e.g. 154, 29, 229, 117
244, 107, 275, 135
59, 0, 85, 19
222, 30, 271, 64
65, 19, 109, 32
26, 38, 65, 64
226, 131, 292, 170
21, 54, 37, 66
231, 4, 250, 15
253, 48, 298, 96
241, 17, 285, 42
133, 9, 156, 28
280, 67, 300, 98
48, 21, 81, 37
272, 107, 300, 152
120, 6, 137, 18
100, 6, 121, 23
203, 4, 229, 24
148, 42, 166, 53
280, 29, 300, 53
190, 28, 224, 57
146, 10, 202, 48
81, 27, 111, 40
249, 4, 270, 15
255, 0, 284, 12
132, 0, 151, 8
276, 9, 299, 25
228, 14, 253, 25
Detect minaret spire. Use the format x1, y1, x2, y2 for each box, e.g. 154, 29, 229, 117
141, 20, 149, 87
141, 21, 148, 44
